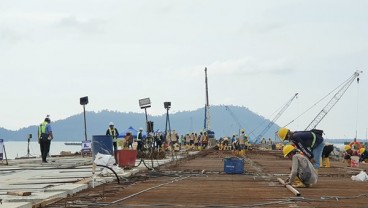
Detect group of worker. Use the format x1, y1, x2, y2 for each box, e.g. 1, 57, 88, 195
343, 144, 368, 166
278, 127, 323, 188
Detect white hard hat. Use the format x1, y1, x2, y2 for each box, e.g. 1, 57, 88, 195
109, 122, 114, 126
139, 128, 143, 131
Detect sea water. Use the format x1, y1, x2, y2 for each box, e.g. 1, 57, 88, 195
1, 141, 82, 160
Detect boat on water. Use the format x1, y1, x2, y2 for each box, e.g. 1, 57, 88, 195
64, 142, 82, 146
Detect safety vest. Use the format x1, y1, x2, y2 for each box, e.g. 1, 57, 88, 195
137, 132, 142, 141
38, 121, 48, 139
311, 132, 316, 148
109, 128, 118, 142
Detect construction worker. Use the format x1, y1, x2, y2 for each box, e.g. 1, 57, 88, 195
278, 128, 325, 169
106, 122, 119, 162
261, 137, 267, 148
343, 145, 359, 167
136, 128, 143, 151
321, 144, 334, 168
202, 131, 209, 149
283, 145, 318, 188
38, 115, 53, 163
238, 130, 246, 155
359, 148, 368, 163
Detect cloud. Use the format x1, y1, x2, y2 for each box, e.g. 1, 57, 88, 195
176, 57, 295, 78
0, 28, 21, 44
55, 16, 105, 34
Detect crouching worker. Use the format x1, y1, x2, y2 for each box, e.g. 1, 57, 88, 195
283, 145, 318, 188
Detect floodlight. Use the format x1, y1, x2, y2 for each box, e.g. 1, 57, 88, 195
164, 102, 171, 109
80, 96, 89, 105
139, 98, 151, 109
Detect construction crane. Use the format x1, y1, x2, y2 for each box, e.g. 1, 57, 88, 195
224, 105, 252, 137
253, 93, 298, 144
204, 67, 215, 138
305, 70, 362, 131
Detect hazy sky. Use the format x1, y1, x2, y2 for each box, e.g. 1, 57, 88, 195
1, 0, 367, 139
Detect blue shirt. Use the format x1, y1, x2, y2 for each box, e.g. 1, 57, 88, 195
291, 131, 324, 160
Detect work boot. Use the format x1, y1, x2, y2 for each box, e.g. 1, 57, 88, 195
292, 177, 308, 188
346, 159, 351, 167
324, 157, 330, 167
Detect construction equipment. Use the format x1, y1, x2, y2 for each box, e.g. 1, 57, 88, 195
204, 67, 215, 138
252, 93, 298, 144
305, 70, 362, 130
224, 105, 253, 138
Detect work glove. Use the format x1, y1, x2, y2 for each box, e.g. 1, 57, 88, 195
284, 177, 290, 184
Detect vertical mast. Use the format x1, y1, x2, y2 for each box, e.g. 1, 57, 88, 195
205, 67, 210, 131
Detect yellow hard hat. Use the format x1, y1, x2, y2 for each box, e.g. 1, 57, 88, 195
344, 145, 351, 151
278, 128, 289, 141
241, 129, 245, 133
359, 148, 366, 154
283, 144, 295, 157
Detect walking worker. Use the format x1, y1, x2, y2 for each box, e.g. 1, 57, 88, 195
283, 145, 318, 188
106, 122, 119, 161
38, 115, 53, 163
278, 128, 325, 169
136, 128, 143, 151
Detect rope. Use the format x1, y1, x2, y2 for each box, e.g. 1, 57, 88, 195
283, 76, 350, 127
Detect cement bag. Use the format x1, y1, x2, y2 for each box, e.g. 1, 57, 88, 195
94, 153, 116, 167
351, 170, 368, 182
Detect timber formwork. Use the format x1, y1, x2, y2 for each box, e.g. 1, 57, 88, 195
45, 148, 368, 208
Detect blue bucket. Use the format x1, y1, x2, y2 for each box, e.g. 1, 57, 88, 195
92, 135, 113, 159
224, 157, 244, 174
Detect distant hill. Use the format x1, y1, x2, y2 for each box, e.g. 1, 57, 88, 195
0, 105, 281, 142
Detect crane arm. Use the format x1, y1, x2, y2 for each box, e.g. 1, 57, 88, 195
253, 93, 298, 143
305, 70, 362, 130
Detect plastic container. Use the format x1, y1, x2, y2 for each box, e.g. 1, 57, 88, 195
224, 157, 244, 174
117, 150, 137, 167
92, 135, 113, 159
351, 156, 359, 168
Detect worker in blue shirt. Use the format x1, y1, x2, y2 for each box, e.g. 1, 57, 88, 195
278, 128, 325, 170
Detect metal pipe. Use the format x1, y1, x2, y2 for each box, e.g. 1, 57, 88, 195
277, 177, 301, 196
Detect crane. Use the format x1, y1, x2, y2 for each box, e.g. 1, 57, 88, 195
204, 67, 215, 138
224, 106, 253, 137
253, 93, 298, 144
305, 70, 362, 130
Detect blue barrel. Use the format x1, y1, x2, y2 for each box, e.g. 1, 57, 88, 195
92, 135, 113, 159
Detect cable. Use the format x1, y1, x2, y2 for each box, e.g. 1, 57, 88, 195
355, 77, 360, 140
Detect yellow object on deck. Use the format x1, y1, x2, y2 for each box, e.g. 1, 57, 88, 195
320, 157, 330, 168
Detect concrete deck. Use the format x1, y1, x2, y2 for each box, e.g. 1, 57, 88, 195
0, 152, 189, 208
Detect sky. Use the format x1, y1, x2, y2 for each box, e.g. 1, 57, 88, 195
0, 0, 367, 139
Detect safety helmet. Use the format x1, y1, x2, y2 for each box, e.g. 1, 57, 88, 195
139, 128, 143, 131
241, 129, 245, 133
278, 128, 289, 141
359, 148, 366, 154
283, 144, 295, 157
109, 122, 114, 126
344, 145, 351, 151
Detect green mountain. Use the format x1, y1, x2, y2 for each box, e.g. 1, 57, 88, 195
0, 105, 280, 142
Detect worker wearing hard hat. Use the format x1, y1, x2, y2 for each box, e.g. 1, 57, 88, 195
278, 128, 325, 169
106, 122, 119, 162
359, 147, 368, 163
283, 145, 318, 188
136, 128, 143, 151
343, 145, 359, 167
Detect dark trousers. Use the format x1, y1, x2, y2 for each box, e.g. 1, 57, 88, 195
137, 141, 143, 151
113, 141, 118, 163
40, 139, 51, 162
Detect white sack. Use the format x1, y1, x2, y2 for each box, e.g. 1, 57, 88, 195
351, 170, 368, 182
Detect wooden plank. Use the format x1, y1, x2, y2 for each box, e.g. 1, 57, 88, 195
7, 191, 32, 196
